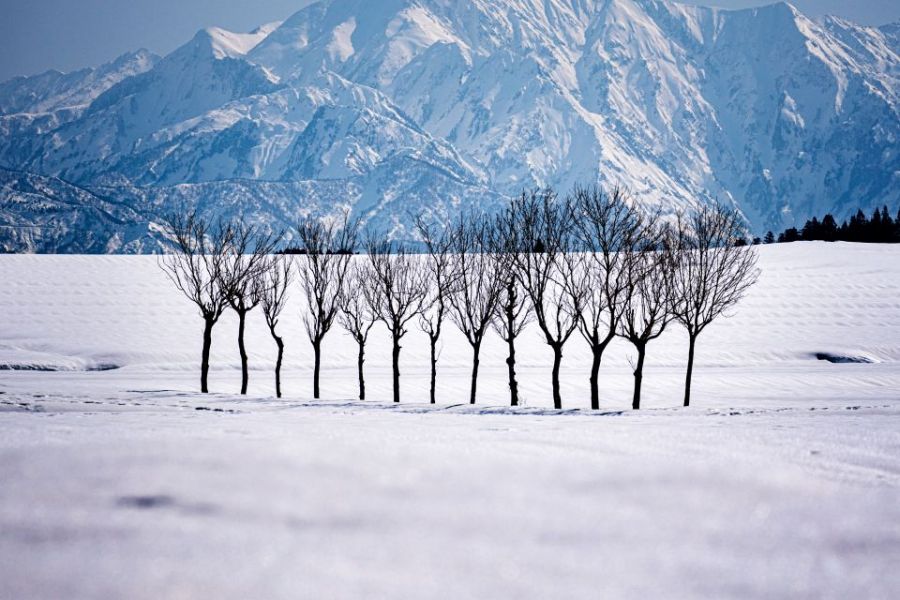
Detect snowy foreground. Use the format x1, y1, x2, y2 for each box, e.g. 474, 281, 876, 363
1, 242, 899, 599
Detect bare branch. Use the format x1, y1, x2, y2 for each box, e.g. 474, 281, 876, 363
669, 203, 760, 337
260, 253, 293, 399
414, 212, 456, 404
157, 210, 236, 393
505, 189, 581, 409
446, 210, 505, 404
338, 259, 380, 401
365, 233, 428, 403
668, 202, 761, 407
294, 211, 360, 398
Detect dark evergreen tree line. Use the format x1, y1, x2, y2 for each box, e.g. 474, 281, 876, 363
763, 205, 900, 245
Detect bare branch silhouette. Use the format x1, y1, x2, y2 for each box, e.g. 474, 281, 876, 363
670, 203, 760, 407
221, 223, 281, 395
506, 189, 582, 409
617, 217, 673, 410
338, 260, 379, 401
447, 210, 504, 405
366, 235, 428, 403
570, 185, 645, 409
158, 210, 234, 394
294, 212, 359, 399
414, 213, 456, 404
489, 207, 534, 407
260, 253, 293, 399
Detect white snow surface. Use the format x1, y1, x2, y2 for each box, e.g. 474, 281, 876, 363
1, 0, 898, 250
1, 242, 899, 598
204, 22, 284, 59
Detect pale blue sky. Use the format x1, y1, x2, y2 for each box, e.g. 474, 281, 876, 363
1, 0, 897, 81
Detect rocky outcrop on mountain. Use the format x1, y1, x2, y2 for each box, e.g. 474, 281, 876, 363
1, 0, 897, 251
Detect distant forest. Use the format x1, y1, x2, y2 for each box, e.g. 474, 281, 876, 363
756, 206, 900, 245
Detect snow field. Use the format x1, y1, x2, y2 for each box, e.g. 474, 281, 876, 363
0, 241, 899, 599
0, 392, 898, 599
1, 242, 899, 409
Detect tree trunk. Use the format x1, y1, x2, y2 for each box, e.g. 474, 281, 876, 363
312, 338, 321, 399
237, 310, 248, 395
469, 340, 482, 405
429, 334, 438, 404
506, 334, 519, 407
551, 344, 563, 410
391, 333, 401, 404
357, 338, 366, 401
684, 333, 696, 408
589, 344, 603, 411
632, 342, 646, 410
201, 316, 214, 394
273, 334, 284, 399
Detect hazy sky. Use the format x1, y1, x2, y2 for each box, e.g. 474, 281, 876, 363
1, 0, 897, 81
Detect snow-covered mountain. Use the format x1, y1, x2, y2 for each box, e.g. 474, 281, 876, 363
0, 49, 159, 117
0, 168, 162, 253
1, 0, 897, 252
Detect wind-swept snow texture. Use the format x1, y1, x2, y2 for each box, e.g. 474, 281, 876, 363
1, 243, 899, 598
1, 0, 898, 251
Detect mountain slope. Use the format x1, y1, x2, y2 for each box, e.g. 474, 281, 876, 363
0, 169, 162, 253
246, 0, 899, 226
0, 0, 897, 252
0, 49, 159, 116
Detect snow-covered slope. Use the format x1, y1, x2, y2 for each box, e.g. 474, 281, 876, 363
0, 169, 163, 253
0, 0, 898, 252
0, 246, 899, 599
0, 49, 158, 116
203, 22, 283, 59
1, 243, 898, 405
0, 165, 500, 253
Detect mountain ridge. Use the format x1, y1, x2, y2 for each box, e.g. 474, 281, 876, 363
1, 0, 897, 252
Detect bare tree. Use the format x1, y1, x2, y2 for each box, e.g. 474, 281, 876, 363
618, 224, 674, 410
489, 209, 533, 407
294, 213, 359, 399
158, 211, 234, 394
414, 214, 455, 404
337, 260, 378, 401
508, 190, 582, 410
221, 224, 281, 395
571, 185, 645, 410
670, 204, 760, 407
447, 211, 504, 405
260, 254, 293, 399
366, 237, 428, 404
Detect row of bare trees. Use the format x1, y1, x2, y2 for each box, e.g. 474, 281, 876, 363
158, 213, 288, 396
160, 187, 758, 409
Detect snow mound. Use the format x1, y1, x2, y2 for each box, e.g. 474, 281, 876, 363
814, 352, 878, 364
0, 345, 121, 372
